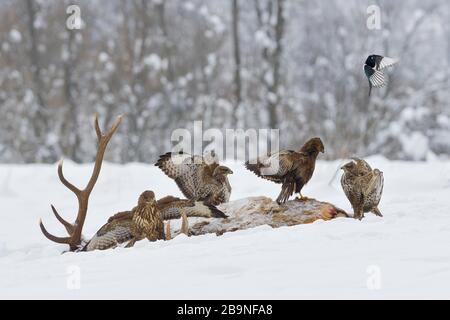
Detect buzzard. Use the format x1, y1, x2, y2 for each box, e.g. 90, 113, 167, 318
83, 190, 164, 251
157, 195, 228, 219
340, 158, 384, 219
245, 137, 325, 204
126, 190, 165, 247
155, 151, 233, 206
82, 194, 226, 251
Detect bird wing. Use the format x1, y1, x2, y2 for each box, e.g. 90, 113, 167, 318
157, 196, 227, 219
84, 219, 134, 251
364, 171, 384, 200
245, 150, 300, 183
340, 173, 351, 200
156, 152, 211, 200
341, 172, 365, 212
107, 210, 134, 223
365, 65, 386, 88
340, 173, 356, 205
157, 196, 191, 219
156, 152, 200, 179
377, 56, 398, 70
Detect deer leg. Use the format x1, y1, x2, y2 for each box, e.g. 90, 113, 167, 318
180, 211, 189, 236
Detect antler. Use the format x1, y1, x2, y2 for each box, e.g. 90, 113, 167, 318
39, 114, 123, 251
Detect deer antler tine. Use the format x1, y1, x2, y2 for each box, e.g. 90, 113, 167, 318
39, 219, 71, 244
94, 113, 102, 141
51, 205, 75, 235
105, 114, 123, 140
57, 159, 81, 195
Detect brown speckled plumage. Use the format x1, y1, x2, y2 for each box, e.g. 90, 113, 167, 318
157, 196, 227, 219
83, 193, 226, 251
126, 191, 165, 247
155, 151, 233, 206
340, 158, 384, 219
83, 191, 164, 251
245, 137, 325, 204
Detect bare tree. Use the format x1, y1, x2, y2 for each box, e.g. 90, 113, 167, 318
25, 0, 48, 146
255, 0, 285, 129
231, 0, 242, 125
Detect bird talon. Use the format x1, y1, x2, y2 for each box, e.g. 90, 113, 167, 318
297, 194, 308, 201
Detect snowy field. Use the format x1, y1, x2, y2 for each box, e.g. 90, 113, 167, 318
1, 156, 450, 299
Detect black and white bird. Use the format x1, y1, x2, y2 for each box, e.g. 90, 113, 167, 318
364, 55, 398, 96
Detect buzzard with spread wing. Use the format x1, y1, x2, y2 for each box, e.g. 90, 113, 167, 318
83, 190, 164, 251
155, 151, 233, 206
83, 194, 226, 251
245, 137, 325, 204
340, 158, 384, 220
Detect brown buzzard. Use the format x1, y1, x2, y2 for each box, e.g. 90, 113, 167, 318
126, 190, 165, 247
83, 194, 226, 251
155, 151, 233, 206
245, 137, 324, 204
340, 158, 384, 219
157, 195, 228, 219
83, 191, 164, 251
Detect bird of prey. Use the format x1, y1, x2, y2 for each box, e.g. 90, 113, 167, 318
126, 190, 165, 247
364, 54, 398, 96
157, 195, 228, 219
82, 194, 226, 251
156, 151, 233, 206
340, 158, 384, 220
245, 137, 325, 204
83, 190, 164, 251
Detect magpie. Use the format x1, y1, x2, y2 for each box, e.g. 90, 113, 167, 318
364, 55, 398, 96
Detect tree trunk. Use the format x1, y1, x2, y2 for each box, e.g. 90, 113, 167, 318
268, 0, 285, 129
231, 0, 242, 126
25, 0, 48, 143
62, 28, 81, 162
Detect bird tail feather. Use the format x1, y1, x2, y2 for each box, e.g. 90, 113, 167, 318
276, 180, 295, 204
372, 207, 383, 217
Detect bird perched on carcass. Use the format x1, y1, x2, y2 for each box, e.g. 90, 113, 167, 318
82, 190, 164, 251
340, 158, 384, 220
158, 195, 228, 238
155, 151, 233, 206
245, 137, 325, 204
82, 193, 226, 251
364, 54, 398, 96
157, 195, 227, 219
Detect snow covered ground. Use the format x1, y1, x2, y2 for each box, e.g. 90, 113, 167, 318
1, 156, 450, 299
